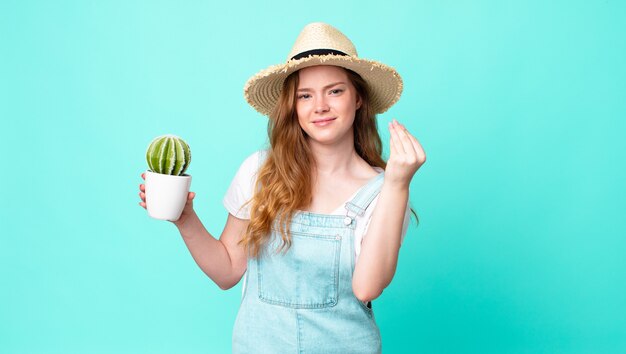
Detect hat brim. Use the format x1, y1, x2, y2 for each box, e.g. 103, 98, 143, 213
244, 55, 403, 117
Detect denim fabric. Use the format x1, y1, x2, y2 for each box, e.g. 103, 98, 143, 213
232, 173, 385, 354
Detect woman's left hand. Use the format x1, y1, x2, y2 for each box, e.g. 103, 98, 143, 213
385, 119, 426, 188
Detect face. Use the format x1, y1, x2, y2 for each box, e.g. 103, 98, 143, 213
295, 65, 362, 147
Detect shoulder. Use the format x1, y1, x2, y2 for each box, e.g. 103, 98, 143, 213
227, 149, 269, 188
236, 149, 268, 174
223, 149, 268, 219
243, 149, 267, 166
350, 160, 382, 183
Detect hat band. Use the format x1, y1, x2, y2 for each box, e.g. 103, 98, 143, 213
290, 49, 348, 61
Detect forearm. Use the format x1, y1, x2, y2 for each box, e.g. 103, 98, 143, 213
352, 182, 408, 301
176, 212, 239, 290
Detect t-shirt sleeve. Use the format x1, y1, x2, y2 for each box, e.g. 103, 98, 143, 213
222, 151, 262, 220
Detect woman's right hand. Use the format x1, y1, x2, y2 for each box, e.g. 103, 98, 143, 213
139, 172, 197, 228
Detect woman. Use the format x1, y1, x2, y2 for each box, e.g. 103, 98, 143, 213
139, 22, 425, 353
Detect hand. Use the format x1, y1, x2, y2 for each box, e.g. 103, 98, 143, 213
138, 172, 197, 227
385, 119, 426, 188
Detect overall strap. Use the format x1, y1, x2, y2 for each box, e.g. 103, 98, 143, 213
344, 172, 385, 219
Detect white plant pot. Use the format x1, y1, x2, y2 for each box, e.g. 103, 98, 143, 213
144, 170, 192, 221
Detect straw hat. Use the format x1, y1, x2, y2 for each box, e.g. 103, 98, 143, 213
244, 22, 403, 116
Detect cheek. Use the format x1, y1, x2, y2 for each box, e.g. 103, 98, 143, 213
341, 98, 358, 115
295, 101, 308, 117
340, 93, 358, 111
297, 115, 305, 129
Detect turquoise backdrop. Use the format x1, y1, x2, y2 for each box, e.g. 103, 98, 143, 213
2, 0, 625, 353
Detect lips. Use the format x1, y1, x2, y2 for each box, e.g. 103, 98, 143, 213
312, 117, 336, 123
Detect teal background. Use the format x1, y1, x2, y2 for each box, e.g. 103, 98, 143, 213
2, 0, 625, 353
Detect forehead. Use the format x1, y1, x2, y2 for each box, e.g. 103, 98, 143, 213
297, 65, 349, 86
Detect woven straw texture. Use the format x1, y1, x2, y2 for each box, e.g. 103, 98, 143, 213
244, 23, 403, 117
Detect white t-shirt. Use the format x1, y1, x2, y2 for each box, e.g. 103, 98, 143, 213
222, 150, 411, 264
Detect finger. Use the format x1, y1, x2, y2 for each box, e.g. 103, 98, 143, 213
394, 121, 414, 155
389, 120, 406, 154
140, 192, 145, 201
189, 192, 195, 200
389, 122, 403, 155
139, 202, 146, 209
388, 123, 399, 155
141, 173, 145, 180
140, 184, 144, 192
398, 124, 425, 157
406, 132, 426, 160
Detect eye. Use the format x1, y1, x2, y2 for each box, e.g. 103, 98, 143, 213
329, 89, 344, 95
297, 93, 311, 100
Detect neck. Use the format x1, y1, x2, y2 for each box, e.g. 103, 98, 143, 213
308, 135, 359, 176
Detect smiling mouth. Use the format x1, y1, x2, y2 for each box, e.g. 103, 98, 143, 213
312, 117, 336, 123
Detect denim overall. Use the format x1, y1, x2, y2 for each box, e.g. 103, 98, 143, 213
232, 170, 385, 354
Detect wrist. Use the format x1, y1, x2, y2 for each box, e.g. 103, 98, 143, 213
382, 179, 410, 193
175, 210, 199, 233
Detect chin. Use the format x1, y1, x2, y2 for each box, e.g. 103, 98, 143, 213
309, 136, 345, 146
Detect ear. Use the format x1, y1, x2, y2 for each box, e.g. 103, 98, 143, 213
356, 95, 362, 110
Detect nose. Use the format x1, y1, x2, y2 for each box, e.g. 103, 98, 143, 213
314, 96, 330, 114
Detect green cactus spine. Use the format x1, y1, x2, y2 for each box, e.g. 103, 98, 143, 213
146, 135, 191, 175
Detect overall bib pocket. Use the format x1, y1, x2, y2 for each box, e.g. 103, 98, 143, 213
257, 231, 341, 308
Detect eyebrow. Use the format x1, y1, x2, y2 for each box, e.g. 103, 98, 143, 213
297, 81, 346, 92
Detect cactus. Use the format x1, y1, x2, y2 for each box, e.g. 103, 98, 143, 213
146, 135, 191, 175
